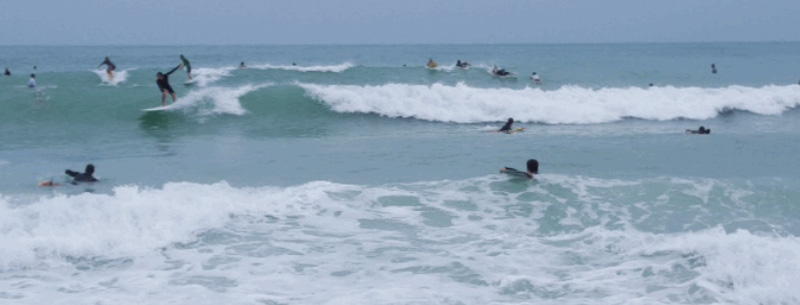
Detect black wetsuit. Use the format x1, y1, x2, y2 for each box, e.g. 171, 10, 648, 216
157, 65, 181, 94
499, 121, 513, 132
101, 58, 116, 71
502, 167, 533, 179
3, 69, 9, 76
65, 170, 98, 183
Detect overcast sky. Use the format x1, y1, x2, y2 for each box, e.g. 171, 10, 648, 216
1, 0, 798, 45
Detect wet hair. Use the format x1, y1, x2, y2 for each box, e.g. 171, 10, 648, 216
526, 159, 539, 174
507, 118, 514, 123
85, 164, 95, 174
157, 72, 164, 77
30, 73, 35, 78
532, 72, 537, 75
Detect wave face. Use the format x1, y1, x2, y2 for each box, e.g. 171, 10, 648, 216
302, 83, 800, 123
1, 176, 799, 304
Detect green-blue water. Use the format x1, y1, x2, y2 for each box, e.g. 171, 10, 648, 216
1, 43, 800, 304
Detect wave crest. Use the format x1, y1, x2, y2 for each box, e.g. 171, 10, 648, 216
301, 83, 800, 124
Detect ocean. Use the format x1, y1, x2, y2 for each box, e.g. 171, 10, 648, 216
1, 43, 799, 304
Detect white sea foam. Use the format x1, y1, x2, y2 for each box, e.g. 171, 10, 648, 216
190, 67, 235, 87
170, 84, 269, 116
92, 69, 129, 86
301, 83, 800, 124
1, 176, 798, 304
252, 62, 353, 73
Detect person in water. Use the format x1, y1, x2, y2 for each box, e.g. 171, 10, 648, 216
27, 74, 36, 88
711, 64, 717, 74
4, 68, 10, 76
98, 56, 116, 80
686, 126, 711, 134
156, 64, 181, 106
240, 61, 246, 69
531, 72, 541, 85
66, 164, 98, 183
500, 159, 539, 179
498, 118, 515, 132
492, 65, 511, 76
180, 55, 192, 80
427, 58, 438, 68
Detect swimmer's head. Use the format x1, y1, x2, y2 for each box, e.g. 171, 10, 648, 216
30, 73, 35, 78
85, 164, 95, 174
507, 118, 514, 123
527, 159, 539, 174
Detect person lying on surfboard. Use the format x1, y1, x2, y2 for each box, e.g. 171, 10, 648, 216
65, 164, 99, 183
492, 65, 511, 77
98, 57, 116, 80
500, 159, 539, 179
498, 118, 515, 132
156, 64, 181, 106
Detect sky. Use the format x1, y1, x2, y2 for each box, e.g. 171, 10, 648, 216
1, 0, 798, 45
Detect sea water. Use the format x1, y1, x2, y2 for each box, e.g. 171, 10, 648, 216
1, 43, 799, 304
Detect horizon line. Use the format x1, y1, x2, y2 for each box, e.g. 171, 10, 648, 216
1, 40, 798, 47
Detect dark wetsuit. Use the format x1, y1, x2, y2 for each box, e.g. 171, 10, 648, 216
157, 65, 181, 94
181, 57, 191, 74
3, 69, 9, 76
501, 167, 533, 179
65, 170, 98, 183
100, 58, 116, 71
495, 69, 510, 76
499, 121, 513, 132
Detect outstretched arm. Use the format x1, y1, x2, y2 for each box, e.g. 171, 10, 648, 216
165, 64, 182, 76
65, 170, 79, 177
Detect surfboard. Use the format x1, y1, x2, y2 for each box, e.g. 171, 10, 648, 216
509, 127, 525, 133
142, 104, 177, 112
184, 79, 195, 86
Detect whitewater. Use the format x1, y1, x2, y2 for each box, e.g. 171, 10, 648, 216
1, 43, 800, 304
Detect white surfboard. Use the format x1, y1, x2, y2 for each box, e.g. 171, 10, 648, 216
184, 79, 196, 85
142, 104, 177, 112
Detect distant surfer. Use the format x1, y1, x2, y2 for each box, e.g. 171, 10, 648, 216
292, 62, 297, 66
427, 58, 438, 69
27, 74, 36, 88
65, 164, 98, 183
156, 64, 181, 106
98, 56, 116, 80
500, 159, 539, 179
180, 55, 192, 80
685, 126, 711, 135
456, 60, 470, 69
4, 68, 10, 76
711, 64, 717, 74
649, 83, 654, 87
498, 118, 515, 132
530, 72, 541, 85
492, 65, 511, 77
240, 61, 246, 69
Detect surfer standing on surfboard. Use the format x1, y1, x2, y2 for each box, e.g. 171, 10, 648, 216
180, 55, 192, 80
156, 64, 181, 106
98, 57, 116, 80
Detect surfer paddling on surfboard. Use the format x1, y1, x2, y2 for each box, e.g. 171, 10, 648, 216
156, 64, 181, 106
500, 159, 539, 179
